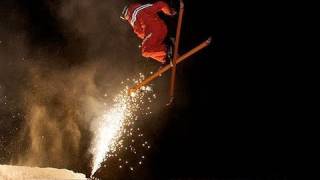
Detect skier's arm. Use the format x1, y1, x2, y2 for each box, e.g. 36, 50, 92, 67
133, 19, 145, 39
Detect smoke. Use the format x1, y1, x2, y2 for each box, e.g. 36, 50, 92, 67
12, 64, 103, 169
1, 0, 148, 171
53, 0, 140, 70
0, 0, 32, 163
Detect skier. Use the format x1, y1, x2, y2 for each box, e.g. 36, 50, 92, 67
121, 1, 176, 65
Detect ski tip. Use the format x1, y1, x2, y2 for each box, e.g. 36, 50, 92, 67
166, 96, 175, 106
180, 0, 184, 8
207, 36, 213, 44
128, 88, 134, 96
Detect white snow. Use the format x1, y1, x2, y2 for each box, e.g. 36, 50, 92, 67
0, 165, 87, 180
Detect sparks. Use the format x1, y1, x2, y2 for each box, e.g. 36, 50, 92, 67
89, 74, 153, 177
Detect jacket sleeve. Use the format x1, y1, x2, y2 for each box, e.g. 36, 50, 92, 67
133, 19, 145, 39
151, 1, 173, 15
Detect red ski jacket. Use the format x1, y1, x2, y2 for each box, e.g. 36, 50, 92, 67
125, 1, 173, 39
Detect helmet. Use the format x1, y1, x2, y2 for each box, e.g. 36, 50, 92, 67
120, 5, 128, 20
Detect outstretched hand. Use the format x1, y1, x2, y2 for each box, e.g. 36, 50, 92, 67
170, 8, 177, 16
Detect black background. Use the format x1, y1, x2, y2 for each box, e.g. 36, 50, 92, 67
149, 0, 290, 179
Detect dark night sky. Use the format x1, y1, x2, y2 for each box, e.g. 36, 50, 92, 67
150, 1, 290, 180
0, 0, 292, 179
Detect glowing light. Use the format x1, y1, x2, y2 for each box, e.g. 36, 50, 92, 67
89, 74, 154, 177
90, 93, 127, 177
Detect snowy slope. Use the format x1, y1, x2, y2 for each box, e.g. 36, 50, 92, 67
0, 165, 86, 180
